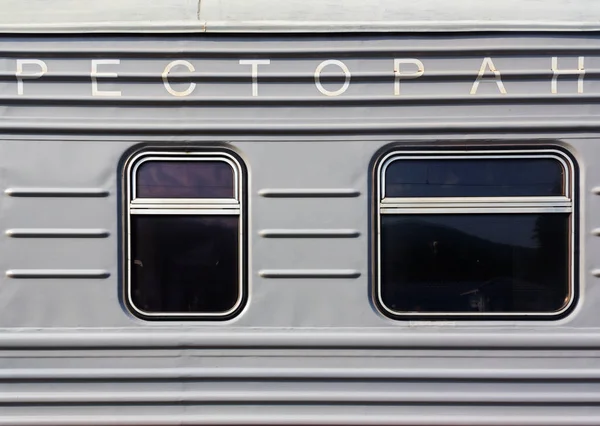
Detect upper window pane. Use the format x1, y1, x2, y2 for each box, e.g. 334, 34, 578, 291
136, 160, 235, 199
385, 158, 564, 198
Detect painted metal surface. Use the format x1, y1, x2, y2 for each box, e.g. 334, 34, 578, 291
0, 33, 599, 423
0, 0, 599, 33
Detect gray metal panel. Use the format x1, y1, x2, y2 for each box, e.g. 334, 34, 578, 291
0, 33, 599, 423
0, 0, 201, 32
200, 0, 600, 33
0, 0, 599, 33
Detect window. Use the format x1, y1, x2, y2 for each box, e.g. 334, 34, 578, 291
125, 150, 246, 320
375, 149, 576, 319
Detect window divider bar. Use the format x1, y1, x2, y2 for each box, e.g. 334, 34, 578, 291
381, 196, 571, 204
130, 208, 240, 215
380, 202, 571, 209
380, 196, 572, 210
380, 206, 572, 214
131, 198, 239, 205
130, 202, 240, 210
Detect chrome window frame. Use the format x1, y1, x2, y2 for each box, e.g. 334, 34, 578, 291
375, 148, 576, 319
125, 150, 245, 319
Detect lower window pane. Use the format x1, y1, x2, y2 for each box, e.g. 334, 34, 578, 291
380, 214, 570, 315
130, 215, 240, 315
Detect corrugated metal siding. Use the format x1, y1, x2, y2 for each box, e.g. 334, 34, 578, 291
0, 33, 599, 424
0, 34, 600, 133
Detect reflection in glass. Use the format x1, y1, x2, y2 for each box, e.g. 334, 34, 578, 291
385, 158, 564, 198
136, 161, 235, 198
131, 215, 239, 314
380, 214, 569, 314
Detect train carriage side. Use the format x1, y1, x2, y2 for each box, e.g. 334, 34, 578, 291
0, 17, 600, 426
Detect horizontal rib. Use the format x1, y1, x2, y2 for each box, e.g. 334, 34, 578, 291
1, 118, 600, 134
0, 413, 600, 426
258, 188, 361, 198
259, 269, 361, 278
5, 93, 600, 106
0, 70, 591, 82
0, 389, 599, 405
2, 44, 600, 57
1, 367, 600, 381
5, 229, 110, 238
3, 331, 600, 349
259, 229, 360, 238
5, 188, 109, 197
6, 269, 110, 279
0, 21, 599, 34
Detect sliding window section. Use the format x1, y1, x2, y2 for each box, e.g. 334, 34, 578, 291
375, 150, 575, 320
125, 151, 246, 320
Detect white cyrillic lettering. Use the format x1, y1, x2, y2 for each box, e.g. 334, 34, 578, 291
314, 60, 351, 96
394, 59, 424, 95
552, 57, 585, 94
91, 59, 121, 97
470, 57, 507, 95
239, 59, 270, 97
162, 60, 196, 97
16, 59, 47, 96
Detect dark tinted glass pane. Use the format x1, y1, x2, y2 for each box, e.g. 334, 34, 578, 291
136, 161, 234, 198
130, 215, 240, 315
380, 214, 569, 314
385, 158, 564, 197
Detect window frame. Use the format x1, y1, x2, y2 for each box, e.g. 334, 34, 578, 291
124, 149, 247, 320
374, 148, 577, 320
